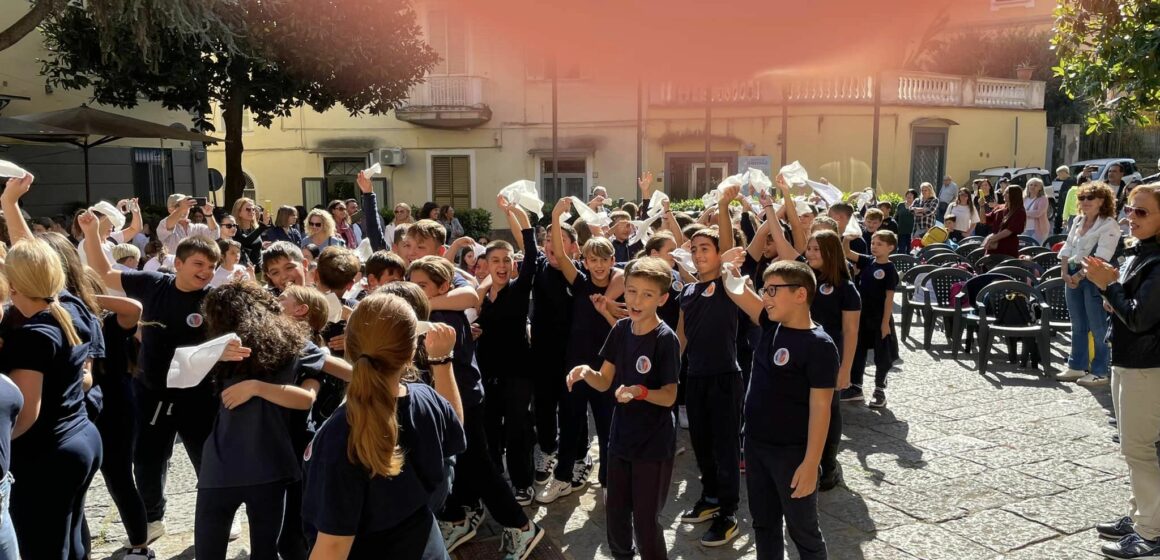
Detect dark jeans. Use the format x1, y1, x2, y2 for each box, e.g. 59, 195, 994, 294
440, 404, 529, 529
532, 343, 567, 454
851, 328, 892, 390
10, 422, 102, 560
606, 455, 674, 560
895, 234, 912, 254
820, 393, 842, 480
95, 374, 149, 546
484, 377, 535, 488
685, 372, 743, 516
133, 379, 217, 522
745, 442, 827, 560
195, 481, 289, 560
553, 381, 613, 486
278, 480, 308, 560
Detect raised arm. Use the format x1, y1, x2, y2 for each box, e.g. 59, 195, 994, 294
78, 210, 124, 293
723, 265, 765, 325
717, 184, 740, 253
356, 171, 387, 252
1, 175, 36, 245
120, 199, 143, 241
497, 194, 525, 253
94, 294, 142, 330
551, 198, 579, 284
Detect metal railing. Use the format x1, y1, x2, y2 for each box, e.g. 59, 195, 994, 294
404, 75, 487, 107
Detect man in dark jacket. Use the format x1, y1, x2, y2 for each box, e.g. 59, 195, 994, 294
1053, 165, 1076, 235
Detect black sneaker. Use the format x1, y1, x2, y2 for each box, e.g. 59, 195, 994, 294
513, 486, 534, 507
819, 464, 843, 492
570, 455, 594, 491
869, 388, 887, 409
839, 385, 864, 402
700, 515, 739, 547
679, 498, 721, 523
1101, 533, 1160, 559
1098, 516, 1136, 540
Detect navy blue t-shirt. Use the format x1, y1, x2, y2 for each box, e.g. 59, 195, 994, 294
0, 376, 23, 479
199, 342, 327, 489
303, 384, 465, 556
854, 255, 899, 330
746, 316, 839, 446
679, 277, 740, 376
529, 255, 574, 350
599, 319, 680, 461
565, 269, 615, 369
430, 309, 485, 409
477, 228, 538, 378
809, 276, 861, 354
660, 269, 683, 330
121, 270, 210, 390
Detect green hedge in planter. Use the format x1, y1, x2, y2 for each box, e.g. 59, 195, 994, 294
457, 208, 492, 240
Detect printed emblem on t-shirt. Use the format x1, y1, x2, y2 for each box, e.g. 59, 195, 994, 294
672, 279, 683, 293
702, 282, 716, 297
819, 283, 834, 295
873, 269, 885, 280
683, 283, 696, 297
566, 287, 573, 297
773, 348, 790, 366
636, 356, 652, 374
303, 440, 313, 462
186, 313, 204, 328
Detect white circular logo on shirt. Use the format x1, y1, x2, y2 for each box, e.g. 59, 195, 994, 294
636, 356, 652, 374
702, 283, 716, 297
672, 279, 683, 293
773, 348, 790, 366
819, 283, 834, 295
565, 287, 573, 297
873, 269, 886, 280
186, 313, 204, 328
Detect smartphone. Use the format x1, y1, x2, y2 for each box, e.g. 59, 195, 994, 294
192, 197, 208, 206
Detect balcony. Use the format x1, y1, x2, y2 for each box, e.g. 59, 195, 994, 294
649, 71, 1044, 110
395, 75, 492, 129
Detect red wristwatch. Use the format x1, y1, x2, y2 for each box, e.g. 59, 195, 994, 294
634, 385, 648, 400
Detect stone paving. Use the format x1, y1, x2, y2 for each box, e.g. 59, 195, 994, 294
86, 314, 1127, 559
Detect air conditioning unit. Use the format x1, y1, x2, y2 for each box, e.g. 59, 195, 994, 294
373, 147, 407, 167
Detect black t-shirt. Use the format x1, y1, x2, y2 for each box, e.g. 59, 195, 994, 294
849, 236, 869, 256
679, 278, 740, 377
854, 255, 899, 329
746, 316, 839, 446
477, 229, 538, 377
612, 238, 643, 264
0, 376, 23, 478
430, 310, 484, 409
743, 253, 773, 293
95, 313, 136, 394
303, 384, 465, 556
565, 269, 615, 369
660, 269, 682, 330
809, 276, 861, 354
529, 255, 574, 349
120, 270, 210, 390
599, 319, 680, 461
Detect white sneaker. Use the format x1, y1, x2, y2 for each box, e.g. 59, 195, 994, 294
229, 514, 242, 541
439, 516, 478, 553
1057, 369, 1086, 382
533, 449, 557, 486
500, 522, 545, 560
123, 547, 156, 560
535, 478, 572, 504
1077, 374, 1110, 387
678, 405, 689, 429
123, 521, 165, 548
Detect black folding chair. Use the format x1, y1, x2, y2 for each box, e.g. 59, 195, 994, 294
1019, 246, 1051, 258
1036, 277, 1072, 337
919, 245, 955, 261
975, 254, 1007, 273
889, 254, 918, 276
974, 281, 1053, 375
900, 264, 939, 342
988, 266, 1036, 286
956, 242, 982, 257
928, 252, 967, 267
1043, 233, 1067, 248
921, 268, 974, 350
1018, 235, 1040, 249
1033, 252, 1059, 270
1040, 265, 1062, 281
968, 247, 988, 266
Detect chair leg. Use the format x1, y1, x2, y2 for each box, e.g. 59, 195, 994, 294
923, 310, 935, 351
1038, 333, 1052, 376
951, 315, 961, 358
901, 303, 912, 341
978, 328, 990, 375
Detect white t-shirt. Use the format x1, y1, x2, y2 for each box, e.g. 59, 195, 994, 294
210, 264, 249, 288
144, 254, 176, 272
945, 204, 974, 233
78, 230, 126, 268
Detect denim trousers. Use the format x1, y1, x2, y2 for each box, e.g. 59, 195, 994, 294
1064, 278, 1111, 376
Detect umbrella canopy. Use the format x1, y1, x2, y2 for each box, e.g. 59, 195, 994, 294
0, 105, 221, 202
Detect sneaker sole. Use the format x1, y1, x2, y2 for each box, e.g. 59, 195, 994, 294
700, 525, 739, 547
512, 526, 546, 560
535, 486, 573, 504
680, 509, 721, 524
446, 528, 477, 554
840, 395, 864, 402
516, 497, 534, 507
1078, 381, 1110, 388
1097, 530, 1134, 541
869, 401, 887, 409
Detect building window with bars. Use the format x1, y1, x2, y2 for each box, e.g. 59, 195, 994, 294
540, 157, 587, 202
131, 148, 174, 206
431, 154, 472, 210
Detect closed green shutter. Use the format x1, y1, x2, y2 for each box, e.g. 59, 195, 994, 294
431, 155, 471, 210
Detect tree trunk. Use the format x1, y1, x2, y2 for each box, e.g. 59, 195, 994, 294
222, 86, 246, 208
0, 0, 63, 53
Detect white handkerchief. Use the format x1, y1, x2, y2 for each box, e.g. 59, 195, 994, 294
325, 291, 344, 323
646, 190, 669, 218
90, 200, 127, 232
567, 196, 611, 228
0, 160, 28, 179
629, 212, 664, 246
362, 163, 382, 177
722, 266, 749, 295
844, 217, 863, 240
779, 161, 810, 187
356, 238, 374, 262
499, 180, 545, 214
773, 198, 815, 217
806, 179, 843, 206
167, 333, 240, 389
342, 279, 366, 301
416, 320, 434, 336
471, 243, 487, 259
746, 167, 773, 193
465, 308, 479, 323
670, 248, 698, 276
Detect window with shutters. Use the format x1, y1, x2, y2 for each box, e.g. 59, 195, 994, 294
431, 155, 472, 210
427, 9, 467, 75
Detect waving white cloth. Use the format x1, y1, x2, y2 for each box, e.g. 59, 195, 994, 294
774, 198, 815, 218
807, 180, 844, 206
744, 167, 773, 196
362, 163, 382, 177
646, 190, 669, 218
356, 238, 374, 262
564, 196, 611, 228
702, 173, 747, 209
500, 180, 545, 215
167, 333, 240, 389
844, 218, 863, 240
777, 160, 844, 206
721, 266, 750, 295
628, 212, 665, 246
670, 248, 698, 276
0, 160, 29, 179
91, 200, 127, 232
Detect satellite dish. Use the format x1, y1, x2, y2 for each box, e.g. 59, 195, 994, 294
208, 169, 224, 191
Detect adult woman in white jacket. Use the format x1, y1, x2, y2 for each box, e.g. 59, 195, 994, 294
943, 188, 980, 237
1056, 182, 1123, 386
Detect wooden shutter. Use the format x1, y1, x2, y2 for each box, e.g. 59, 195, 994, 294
431, 155, 471, 210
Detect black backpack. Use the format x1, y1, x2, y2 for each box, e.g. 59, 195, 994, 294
994, 291, 1034, 326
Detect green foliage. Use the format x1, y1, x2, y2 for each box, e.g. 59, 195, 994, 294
457, 208, 492, 240
669, 199, 705, 213
1053, 1, 1160, 132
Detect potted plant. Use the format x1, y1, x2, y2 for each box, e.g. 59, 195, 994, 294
1015, 61, 1036, 80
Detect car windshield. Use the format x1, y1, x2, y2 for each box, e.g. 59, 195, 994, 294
1070, 164, 1104, 178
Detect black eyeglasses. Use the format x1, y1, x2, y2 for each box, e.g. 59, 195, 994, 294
761, 284, 802, 297
222, 223, 237, 229
1077, 195, 1102, 202
308, 222, 323, 227
1125, 205, 1152, 218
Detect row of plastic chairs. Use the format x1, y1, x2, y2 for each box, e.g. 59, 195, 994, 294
894, 247, 1061, 276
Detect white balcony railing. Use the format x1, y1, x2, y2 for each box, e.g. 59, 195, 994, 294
896, 74, 960, 105
785, 77, 873, 103
403, 75, 487, 107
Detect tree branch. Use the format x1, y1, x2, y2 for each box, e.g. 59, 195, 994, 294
0, 0, 63, 52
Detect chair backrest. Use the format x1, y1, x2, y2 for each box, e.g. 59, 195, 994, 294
1019, 246, 1051, 257
956, 242, 982, 257
1018, 235, 1040, 248
1043, 233, 1067, 248
975, 253, 1007, 272
1036, 277, 1070, 323
889, 254, 918, 275
1041, 265, 1062, 280
961, 236, 985, 245
1032, 252, 1060, 269
902, 264, 939, 287
968, 247, 988, 265
977, 280, 1044, 326
988, 266, 1037, 285
919, 245, 954, 260
924, 268, 974, 307
928, 252, 966, 266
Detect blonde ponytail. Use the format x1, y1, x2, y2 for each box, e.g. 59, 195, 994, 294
7, 239, 80, 347
48, 301, 81, 347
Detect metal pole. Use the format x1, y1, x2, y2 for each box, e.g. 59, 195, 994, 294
636, 78, 643, 201
704, 87, 711, 195
871, 72, 882, 194
780, 85, 789, 167
83, 144, 91, 204
552, 56, 559, 200
1013, 116, 1020, 167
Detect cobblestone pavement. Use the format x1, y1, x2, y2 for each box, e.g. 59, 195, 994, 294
87, 315, 1125, 559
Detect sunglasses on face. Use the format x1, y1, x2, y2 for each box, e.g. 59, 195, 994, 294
761, 283, 802, 297
1125, 205, 1152, 218
1077, 195, 1102, 202
308, 222, 323, 228
222, 223, 237, 229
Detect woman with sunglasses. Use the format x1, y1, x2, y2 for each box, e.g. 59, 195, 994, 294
264, 206, 304, 247
231, 198, 270, 267
1082, 183, 1160, 560
327, 200, 360, 249
1056, 182, 1121, 387
301, 209, 345, 250
383, 204, 414, 251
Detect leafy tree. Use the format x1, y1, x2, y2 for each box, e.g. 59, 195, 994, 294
1053, 0, 1160, 132
39, 0, 439, 203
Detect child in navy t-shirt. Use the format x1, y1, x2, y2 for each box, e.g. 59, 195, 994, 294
567, 257, 679, 560
843, 230, 899, 408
